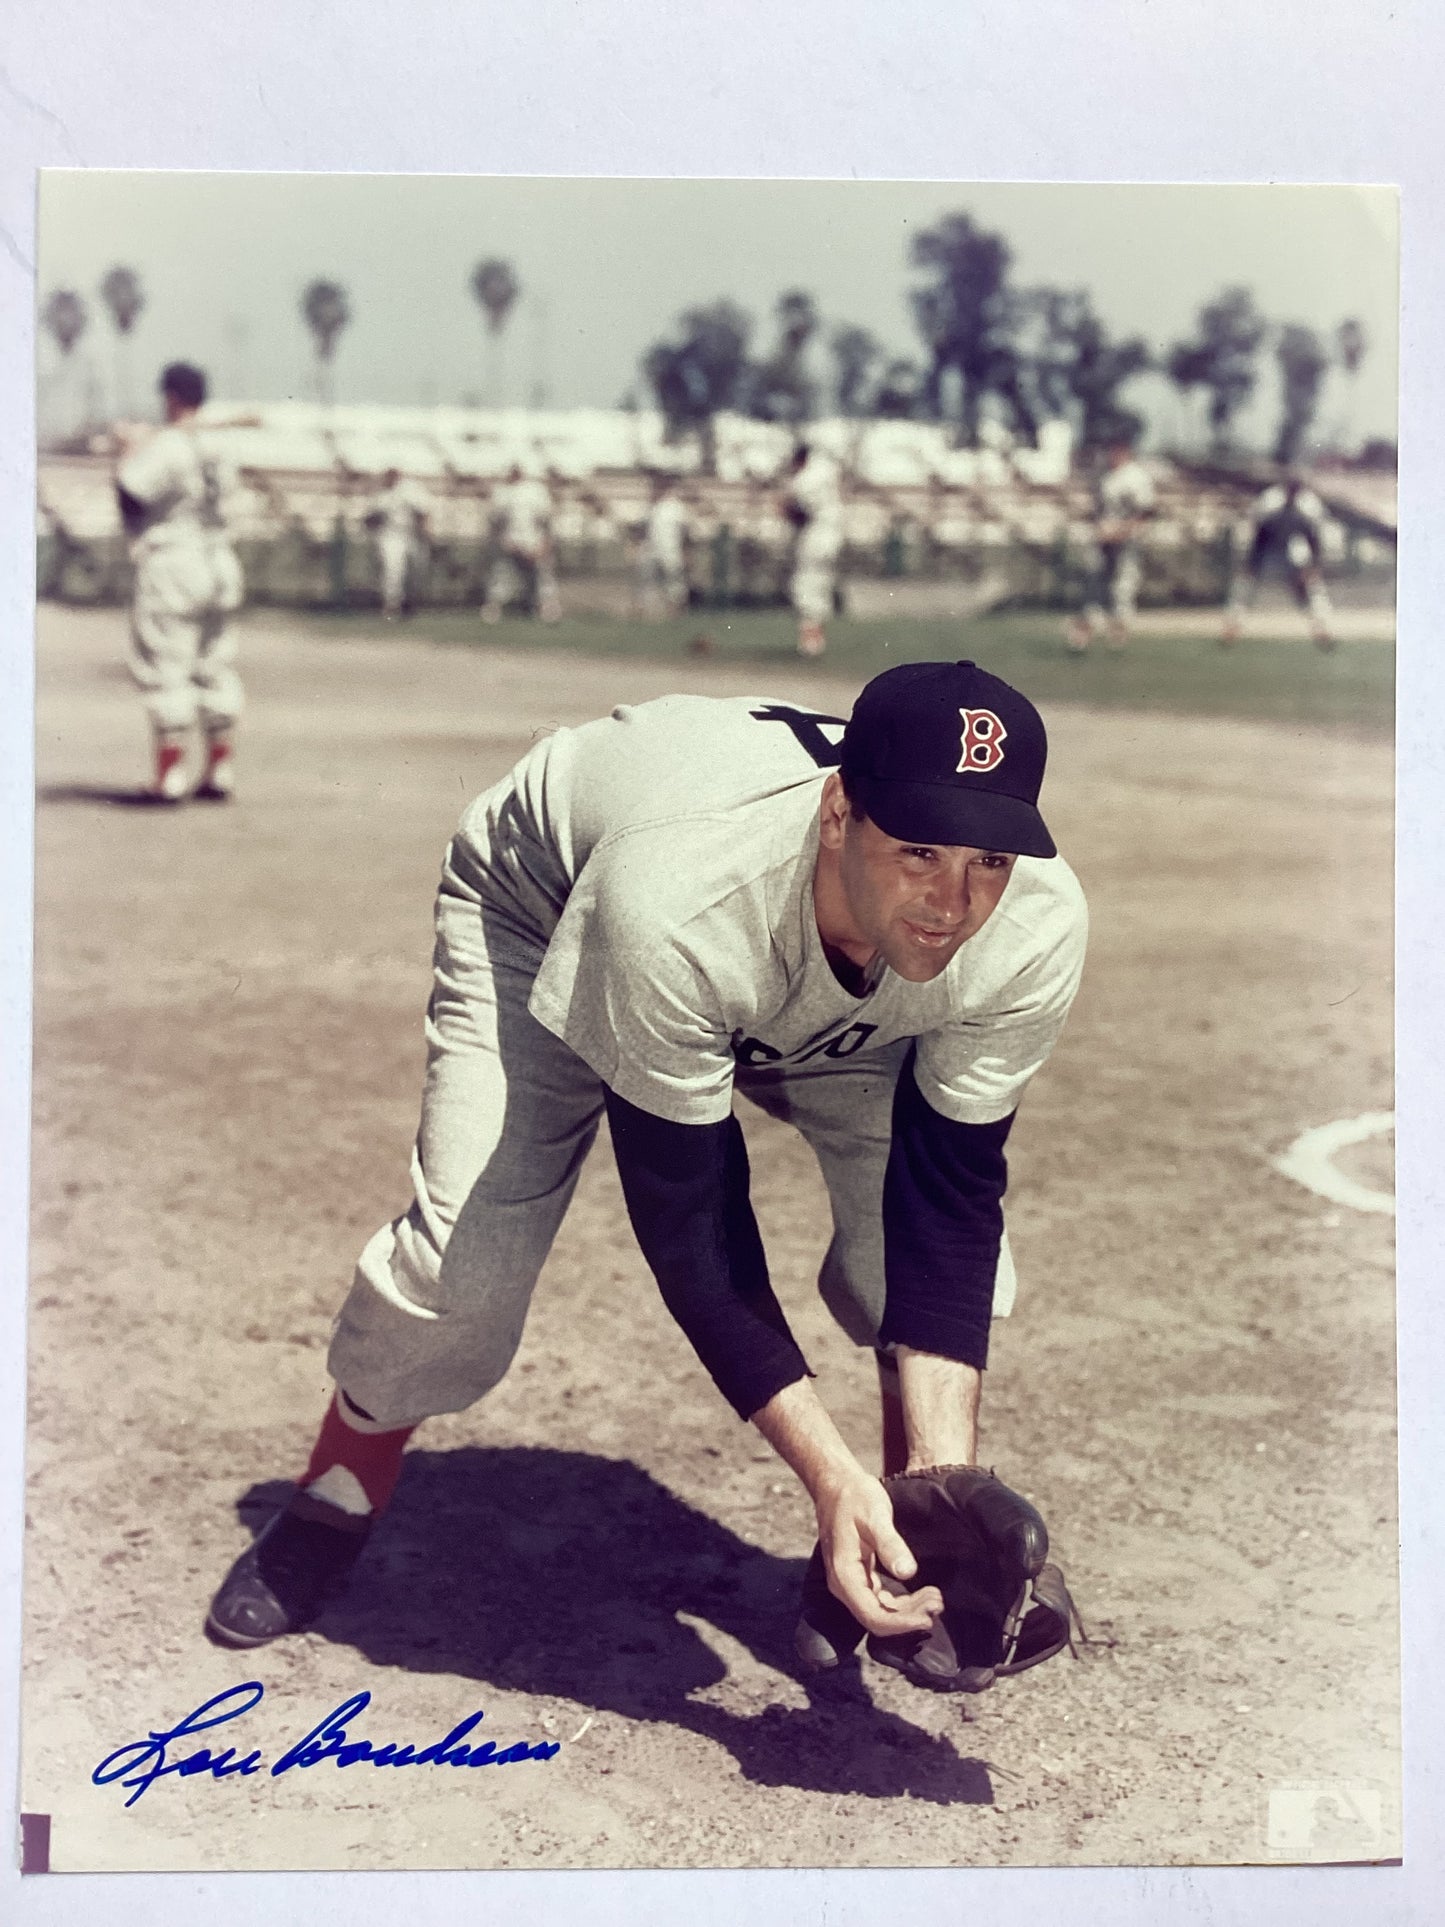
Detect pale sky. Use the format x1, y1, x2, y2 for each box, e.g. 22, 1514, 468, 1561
37, 175, 1398, 449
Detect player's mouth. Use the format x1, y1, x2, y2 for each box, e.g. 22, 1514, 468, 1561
902, 920, 960, 949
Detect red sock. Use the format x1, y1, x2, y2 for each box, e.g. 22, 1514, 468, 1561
301, 1392, 415, 1516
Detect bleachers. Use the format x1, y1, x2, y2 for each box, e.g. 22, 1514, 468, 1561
36, 402, 1393, 614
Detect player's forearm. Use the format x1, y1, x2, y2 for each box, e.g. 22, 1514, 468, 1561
753, 1376, 942, 1637
749, 1377, 870, 1506
893, 1345, 981, 1469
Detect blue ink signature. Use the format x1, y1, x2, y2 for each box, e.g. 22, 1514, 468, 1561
92, 1682, 560, 1806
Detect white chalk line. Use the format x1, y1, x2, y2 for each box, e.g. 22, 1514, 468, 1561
1272, 1111, 1395, 1216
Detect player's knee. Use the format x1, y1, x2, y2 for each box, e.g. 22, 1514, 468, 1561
817, 1239, 885, 1347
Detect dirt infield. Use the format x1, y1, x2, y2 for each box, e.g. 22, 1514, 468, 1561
25, 605, 1397, 1871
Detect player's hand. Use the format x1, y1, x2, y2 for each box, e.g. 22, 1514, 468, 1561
815, 1470, 944, 1638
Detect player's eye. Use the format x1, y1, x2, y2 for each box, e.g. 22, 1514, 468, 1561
973, 852, 1012, 869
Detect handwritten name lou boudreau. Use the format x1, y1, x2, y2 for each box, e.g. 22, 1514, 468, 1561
93, 1682, 561, 1807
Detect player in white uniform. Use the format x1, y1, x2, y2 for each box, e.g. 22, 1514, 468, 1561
366, 468, 429, 619
1066, 439, 1157, 652
206, 661, 1087, 1672
115, 363, 245, 801
784, 443, 847, 658
637, 474, 692, 619
1221, 474, 1336, 648
481, 465, 561, 624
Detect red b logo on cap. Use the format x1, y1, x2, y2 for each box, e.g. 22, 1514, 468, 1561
957, 708, 1008, 774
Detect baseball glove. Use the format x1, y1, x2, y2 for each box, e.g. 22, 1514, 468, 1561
795, 1465, 1077, 1694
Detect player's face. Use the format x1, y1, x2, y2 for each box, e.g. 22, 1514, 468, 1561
828, 803, 1017, 983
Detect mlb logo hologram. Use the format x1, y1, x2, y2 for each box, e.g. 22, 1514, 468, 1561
1266, 1782, 1385, 1862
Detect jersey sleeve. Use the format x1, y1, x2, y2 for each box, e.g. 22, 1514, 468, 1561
604, 1090, 811, 1418
915, 875, 1088, 1125
527, 840, 742, 1125
116, 432, 179, 506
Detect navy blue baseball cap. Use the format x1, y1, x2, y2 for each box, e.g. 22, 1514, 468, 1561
840, 660, 1056, 858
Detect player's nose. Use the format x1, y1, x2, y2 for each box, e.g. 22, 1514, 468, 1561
924, 859, 973, 924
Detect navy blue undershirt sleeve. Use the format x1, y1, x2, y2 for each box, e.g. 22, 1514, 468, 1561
877, 1048, 1015, 1369
603, 1087, 812, 1421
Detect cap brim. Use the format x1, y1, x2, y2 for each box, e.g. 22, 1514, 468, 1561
852, 777, 1057, 859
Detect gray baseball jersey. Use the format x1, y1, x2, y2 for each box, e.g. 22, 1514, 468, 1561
452, 693, 1087, 1127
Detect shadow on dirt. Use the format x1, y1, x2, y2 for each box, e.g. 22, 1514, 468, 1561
233, 1446, 994, 1806
37, 782, 182, 809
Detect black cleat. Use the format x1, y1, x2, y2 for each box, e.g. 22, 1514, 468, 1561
205, 1493, 371, 1648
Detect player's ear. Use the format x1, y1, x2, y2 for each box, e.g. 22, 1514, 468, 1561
818, 772, 850, 850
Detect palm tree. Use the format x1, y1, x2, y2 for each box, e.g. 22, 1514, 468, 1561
99, 266, 145, 418
40, 288, 94, 443
829, 324, 882, 417
745, 290, 819, 425
469, 258, 520, 407
42, 289, 88, 358
1165, 287, 1268, 456
1334, 318, 1368, 456
300, 279, 352, 407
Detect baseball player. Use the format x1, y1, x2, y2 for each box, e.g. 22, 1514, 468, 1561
1066, 438, 1156, 653
783, 443, 846, 658
481, 463, 561, 625
115, 363, 245, 801
206, 661, 1088, 1688
1221, 472, 1336, 649
636, 473, 692, 619
366, 468, 429, 619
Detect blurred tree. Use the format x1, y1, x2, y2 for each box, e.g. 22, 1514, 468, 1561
776, 289, 818, 357
829, 324, 882, 417
470, 257, 521, 407
471, 257, 520, 335
1049, 291, 1150, 448
980, 287, 1148, 447
642, 300, 753, 472
1332, 317, 1369, 455
42, 288, 88, 357
100, 265, 144, 336
745, 289, 819, 426
99, 265, 145, 419
40, 288, 94, 445
909, 211, 1015, 442
1165, 286, 1268, 455
1335, 317, 1368, 377
1272, 323, 1331, 464
301, 279, 351, 407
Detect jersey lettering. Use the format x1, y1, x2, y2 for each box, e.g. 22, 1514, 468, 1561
749, 704, 846, 769
734, 1021, 878, 1067
957, 708, 1007, 774
794, 1022, 878, 1062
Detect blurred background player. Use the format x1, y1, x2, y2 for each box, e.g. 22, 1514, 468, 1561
783, 441, 846, 658
115, 362, 245, 801
636, 473, 691, 620
1067, 436, 1156, 653
1221, 470, 1336, 649
481, 462, 561, 624
365, 468, 429, 620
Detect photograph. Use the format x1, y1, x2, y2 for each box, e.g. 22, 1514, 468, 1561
24, 172, 1398, 1876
